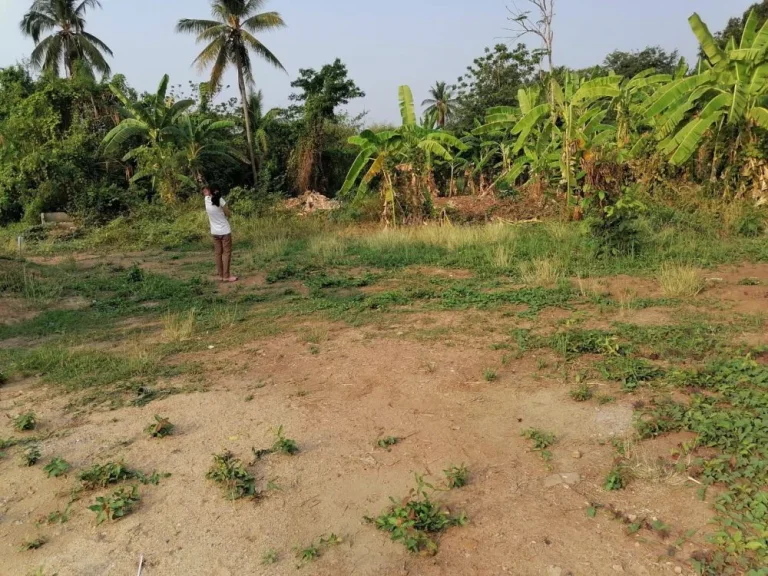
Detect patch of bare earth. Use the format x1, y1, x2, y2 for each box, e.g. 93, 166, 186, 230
4, 325, 705, 576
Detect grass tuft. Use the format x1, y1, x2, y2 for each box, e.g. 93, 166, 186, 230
656, 263, 704, 298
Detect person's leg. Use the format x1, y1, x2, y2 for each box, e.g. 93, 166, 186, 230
222, 234, 232, 280
213, 235, 223, 279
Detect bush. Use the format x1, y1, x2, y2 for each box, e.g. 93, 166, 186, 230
226, 186, 282, 217
733, 210, 766, 237
588, 193, 646, 257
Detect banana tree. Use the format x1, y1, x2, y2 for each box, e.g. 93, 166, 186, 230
101, 74, 195, 202
341, 85, 466, 224
102, 74, 194, 155
643, 10, 768, 196
550, 72, 622, 204
611, 68, 672, 150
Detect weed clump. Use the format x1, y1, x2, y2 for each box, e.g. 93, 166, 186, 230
368, 474, 467, 555
444, 465, 469, 489
44, 457, 71, 478
13, 411, 36, 431
207, 451, 258, 500
604, 465, 629, 491
570, 383, 594, 402
656, 264, 704, 298
145, 415, 174, 438
78, 461, 134, 489
253, 426, 299, 459
89, 485, 140, 524
597, 356, 664, 391
377, 436, 401, 449
22, 444, 41, 466
522, 428, 556, 461
482, 368, 498, 382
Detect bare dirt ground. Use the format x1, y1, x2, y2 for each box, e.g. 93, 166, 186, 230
2, 259, 768, 576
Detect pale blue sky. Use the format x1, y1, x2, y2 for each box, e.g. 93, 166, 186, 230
0, 0, 756, 122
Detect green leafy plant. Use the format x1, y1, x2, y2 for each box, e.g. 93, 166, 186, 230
78, 461, 134, 489
444, 465, 469, 489
88, 485, 140, 524
570, 383, 594, 402
521, 428, 556, 460
597, 356, 664, 391
272, 425, 299, 455
377, 436, 401, 449
483, 368, 498, 382
13, 411, 36, 431
207, 451, 258, 500
44, 457, 71, 478
40, 505, 72, 525
368, 473, 468, 554
604, 465, 629, 491
737, 277, 761, 286
295, 543, 320, 565
145, 415, 174, 438
22, 444, 41, 466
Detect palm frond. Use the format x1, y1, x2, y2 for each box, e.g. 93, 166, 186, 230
176, 18, 223, 35
240, 31, 286, 71
242, 11, 286, 33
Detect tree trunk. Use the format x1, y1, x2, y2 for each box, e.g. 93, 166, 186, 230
237, 64, 259, 184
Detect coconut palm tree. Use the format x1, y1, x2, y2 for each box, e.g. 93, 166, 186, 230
421, 82, 457, 128
20, 0, 112, 78
176, 0, 287, 183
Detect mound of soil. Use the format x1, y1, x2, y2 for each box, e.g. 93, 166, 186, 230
435, 193, 561, 223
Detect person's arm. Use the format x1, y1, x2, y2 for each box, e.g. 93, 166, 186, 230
221, 198, 231, 218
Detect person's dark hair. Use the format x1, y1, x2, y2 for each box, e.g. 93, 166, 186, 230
211, 189, 222, 208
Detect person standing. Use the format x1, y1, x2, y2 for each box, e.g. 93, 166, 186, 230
203, 187, 238, 283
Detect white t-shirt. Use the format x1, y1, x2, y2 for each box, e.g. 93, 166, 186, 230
205, 196, 231, 236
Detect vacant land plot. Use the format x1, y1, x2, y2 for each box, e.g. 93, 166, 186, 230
2, 221, 767, 576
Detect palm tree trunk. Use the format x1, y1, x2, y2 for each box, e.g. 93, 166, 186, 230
237, 64, 259, 184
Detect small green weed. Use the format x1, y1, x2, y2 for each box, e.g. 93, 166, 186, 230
597, 356, 664, 391
483, 368, 498, 382
22, 444, 41, 466
295, 543, 320, 565
597, 395, 616, 405
368, 473, 467, 555
44, 457, 71, 478
89, 485, 140, 524
40, 505, 72, 525
521, 428, 556, 460
570, 383, 594, 402
19, 537, 46, 551
549, 329, 621, 358
13, 411, 36, 431
604, 465, 629, 491
272, 425, 299, 455
207, 451, 258, 500
145, 415, 174, 438
261, 548, 279, 565
78, 461, 134, 489
444, 465, 469, 489
377, 436, 401, 449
